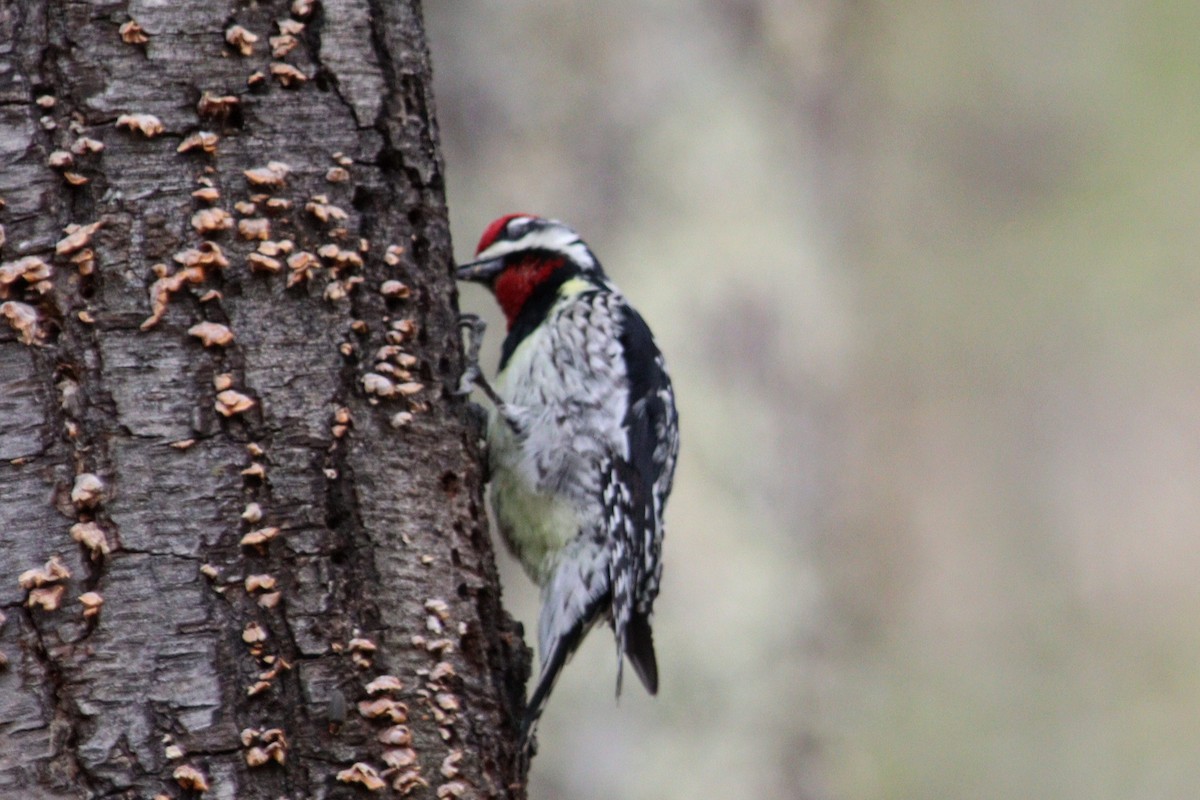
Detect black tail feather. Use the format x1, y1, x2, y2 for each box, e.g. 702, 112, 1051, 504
520, 596, 604, 753
519, 606, 659, 752
519, 642, 568, 751
625, 612, 658, 695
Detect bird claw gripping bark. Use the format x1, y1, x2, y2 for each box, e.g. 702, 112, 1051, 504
455, 313, 488, 398
461, 400, 490, 447
455, 313, 526, 437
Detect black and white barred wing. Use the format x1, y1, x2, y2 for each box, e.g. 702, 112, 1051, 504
521, 290, 678, 737
609, 302, 679, 694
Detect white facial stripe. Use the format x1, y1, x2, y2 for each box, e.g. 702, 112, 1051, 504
509, 224, 578, 253
477, 220, 597, 270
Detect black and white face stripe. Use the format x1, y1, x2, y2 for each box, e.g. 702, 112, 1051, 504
478, 217, 599, 272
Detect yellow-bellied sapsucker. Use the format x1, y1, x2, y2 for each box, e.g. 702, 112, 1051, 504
456, 214, 679, 747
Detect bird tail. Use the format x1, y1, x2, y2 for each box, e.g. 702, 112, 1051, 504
519, 612, 659, 752
624, 611, 658, 695
520, 590, 605, 752
519, 638, 569, 751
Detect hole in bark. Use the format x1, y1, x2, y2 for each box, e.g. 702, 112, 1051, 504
330, 549, 347, 565
375, 147, 403, 173
224, 103, 245, 130
440, 471, 459, 497
459, 628, 482, 663
351, 186, 373, 212
362, 607, 381, 628
456, 582, 470, 599
450, 548, 461, 567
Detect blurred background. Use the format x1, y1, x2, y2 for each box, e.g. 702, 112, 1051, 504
426, 3, 1200, 798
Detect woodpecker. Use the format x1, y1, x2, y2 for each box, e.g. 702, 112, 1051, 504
455, 214, 679, 747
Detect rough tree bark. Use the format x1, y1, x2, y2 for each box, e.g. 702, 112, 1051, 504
0, 1, 529, 798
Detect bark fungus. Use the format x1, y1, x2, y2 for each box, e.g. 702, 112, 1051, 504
0, 1, 529, 797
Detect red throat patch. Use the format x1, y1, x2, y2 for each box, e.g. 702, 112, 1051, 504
476, 213, 532, 255
493, 256, 565, 328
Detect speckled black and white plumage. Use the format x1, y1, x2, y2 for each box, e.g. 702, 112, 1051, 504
456, 215, 679, 746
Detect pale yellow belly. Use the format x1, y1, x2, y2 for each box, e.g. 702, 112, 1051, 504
489, 464, 582, 586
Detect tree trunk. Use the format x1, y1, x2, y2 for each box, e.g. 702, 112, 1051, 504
0, 1, 528, 798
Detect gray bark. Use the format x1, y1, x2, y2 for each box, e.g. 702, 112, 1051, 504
0, 1, 528, 797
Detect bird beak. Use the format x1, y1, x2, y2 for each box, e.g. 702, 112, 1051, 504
455, 256, 505, 284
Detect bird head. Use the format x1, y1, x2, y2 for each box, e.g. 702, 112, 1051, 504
456, 214, 602, 326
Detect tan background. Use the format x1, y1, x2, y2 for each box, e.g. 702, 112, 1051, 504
427, 3, 1200, 798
